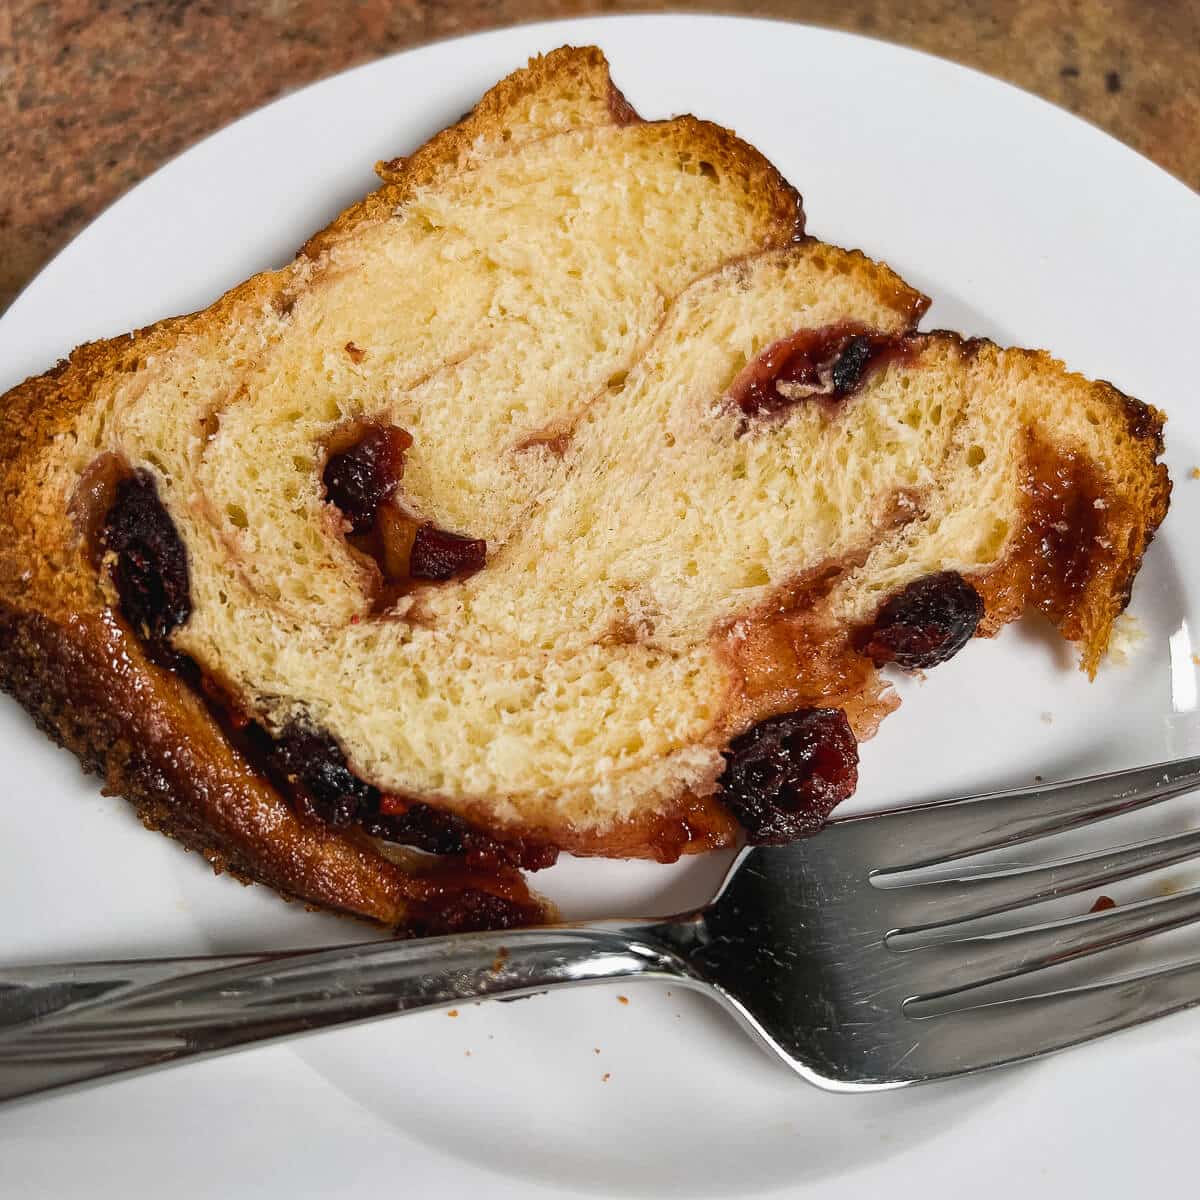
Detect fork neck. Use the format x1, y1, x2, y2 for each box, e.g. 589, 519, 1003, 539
563, 915, 707, 984
0, 918, 707, 1104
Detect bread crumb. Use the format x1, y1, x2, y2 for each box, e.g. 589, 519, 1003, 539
1191, 467, 1200, 480
1192, 653, 1200, 667
447, 1009, 459, 1018
593, 1047, 601, 1054
1106, 613, 1145, 666
617, 995, 629, 1005
464, 1049, 472, 1056
601, 1072, 611, 1082
1040, 711, 1054, 724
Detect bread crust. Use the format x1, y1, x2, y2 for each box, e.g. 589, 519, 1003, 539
969, 343, 1170, 675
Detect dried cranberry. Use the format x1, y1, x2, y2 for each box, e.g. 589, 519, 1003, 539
322, 425, 487, 588
829, 335, 874, 393
864, 571, 984, 669
365, 800, 558, 872
323, 424, 412, 534
363, 806, 468, 855
718, 708, 858, 844
409, 524, 487, 581
100, 470, 192, 649
264, 725, 377, 827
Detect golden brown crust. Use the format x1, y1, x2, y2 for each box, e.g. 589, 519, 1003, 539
953, 341, 1170, 675
0, 604, 547, 931
606, 78, 643, 126
311, 46, 656, 259
312, 55, 804, 262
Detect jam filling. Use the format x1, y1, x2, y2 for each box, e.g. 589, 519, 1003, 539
717, 707, 859, 844
975, 436, 1136, 664
720, 553, 901, 743
323, 423, 487, 590
863, 571, 984, 670
731, 323, 913, 424
70, 452, 130, 569
1020, 444, 1108, 620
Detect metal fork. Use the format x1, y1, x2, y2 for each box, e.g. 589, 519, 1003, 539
5, 756, 1200, 1103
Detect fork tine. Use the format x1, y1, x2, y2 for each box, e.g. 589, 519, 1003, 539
842, 756, 1200, 873
880, 826, 1200, 932
898, 887, 1200, 1002
902, 955, 1200, 1080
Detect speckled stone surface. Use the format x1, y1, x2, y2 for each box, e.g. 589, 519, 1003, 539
1, 0, 1197, 315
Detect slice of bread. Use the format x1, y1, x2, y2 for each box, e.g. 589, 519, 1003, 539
0, 47, 1168, 933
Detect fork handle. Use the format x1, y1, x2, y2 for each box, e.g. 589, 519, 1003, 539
0, 918, 695, 1104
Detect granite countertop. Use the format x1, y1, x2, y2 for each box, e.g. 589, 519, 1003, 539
1, 0, 1197, 315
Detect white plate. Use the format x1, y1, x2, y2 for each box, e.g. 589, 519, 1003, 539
2, 14, 1199, 1197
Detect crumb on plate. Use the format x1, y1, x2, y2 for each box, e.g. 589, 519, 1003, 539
1106, 613, 1145, 666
